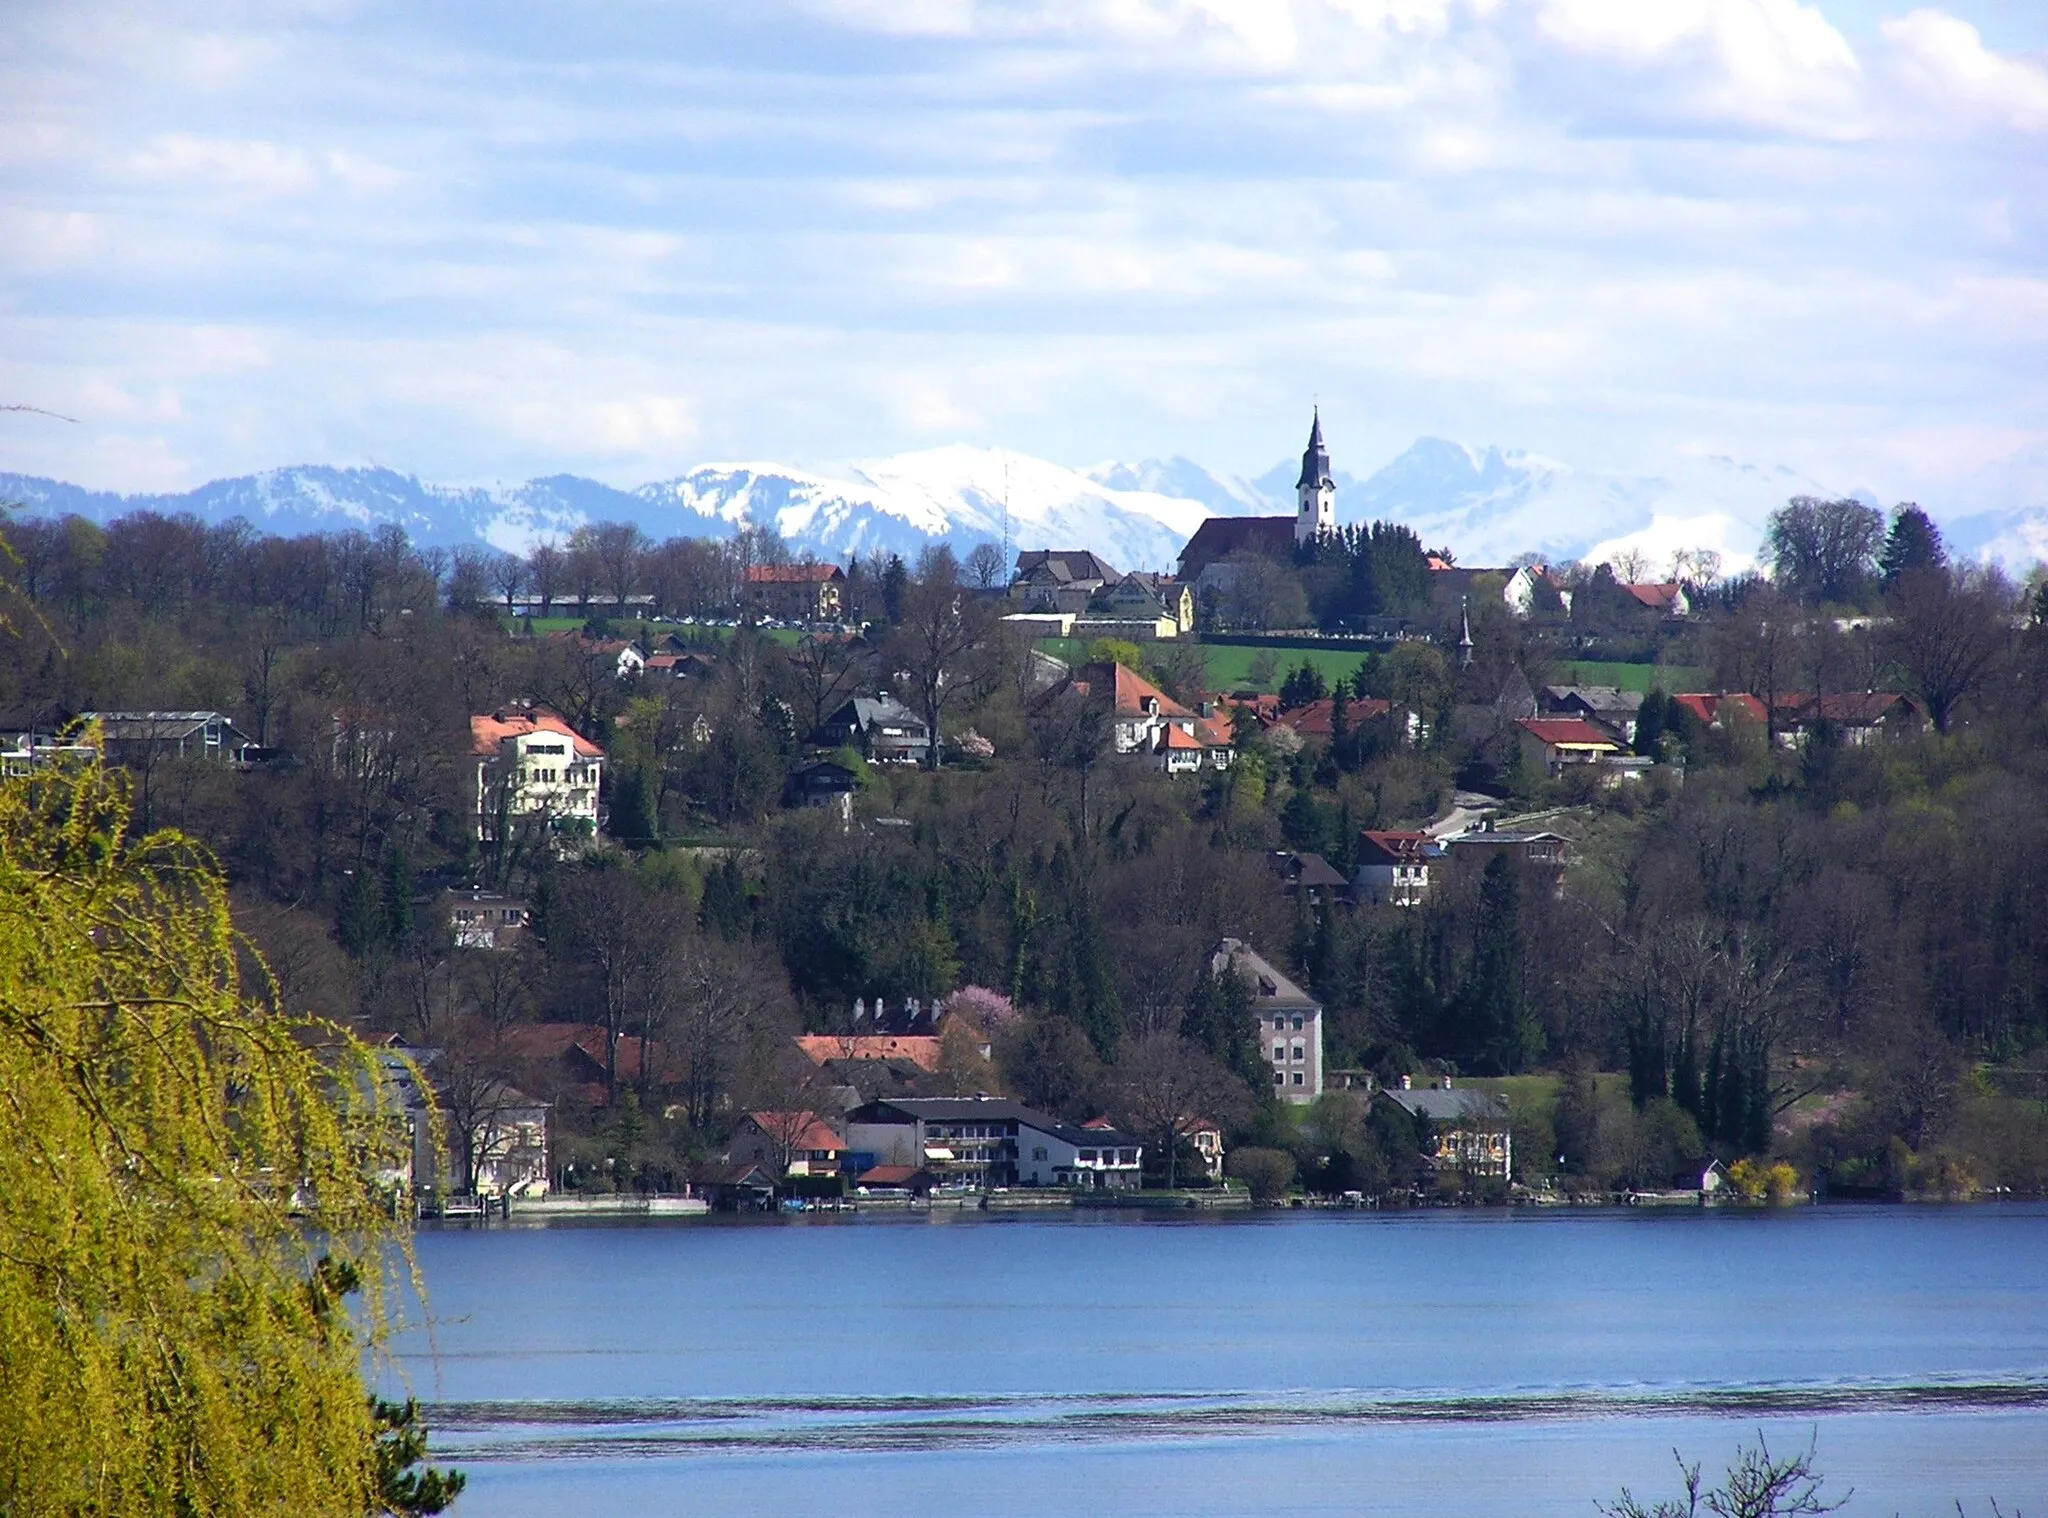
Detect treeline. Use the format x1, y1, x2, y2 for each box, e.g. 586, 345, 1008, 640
3, 502, 2047, 1199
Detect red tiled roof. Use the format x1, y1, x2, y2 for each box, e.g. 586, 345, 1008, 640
1673, 693, 1767, 727
1623, 582, 1684, 609
1107, 663, 1193, 719
794, 1034, 944, 1072
1162, 724, 1202, 751
1275, 695, 1393, 739
1771, 691, 1919, 725
1358, 830, 1432, 867
1051, 662, 1195, 721
501, 1022, 657, 1086
856, 1164, 927, 1185
1515, 717, 1621, 749
745, 563, 844, 584
1196, 715, 1235, 748
470, 710, 604, 759
744, 1111, 844, 1152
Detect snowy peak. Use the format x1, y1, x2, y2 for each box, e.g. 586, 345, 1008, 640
5, 438, 2031, 577
1085, 456, 1271, 516
636, 446, 1215, 571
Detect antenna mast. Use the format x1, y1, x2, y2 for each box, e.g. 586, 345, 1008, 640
1000, 453, 1012, 575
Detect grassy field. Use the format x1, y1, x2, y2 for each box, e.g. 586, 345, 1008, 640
1036, 637, 1699, 697
1551, 660, 1704, 693
1199, 644, 1376, 693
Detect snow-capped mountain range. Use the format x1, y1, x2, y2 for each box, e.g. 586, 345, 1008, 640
2, 440, 2036, 576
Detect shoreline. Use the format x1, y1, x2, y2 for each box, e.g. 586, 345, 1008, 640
414, 1190, 2043, 1228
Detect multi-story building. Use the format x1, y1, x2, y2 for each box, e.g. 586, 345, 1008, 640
843, 1096, 1142, 1190
1379, 1076, 1512, 1182
78, 710, 254, 766
1354, 830, 1435, 907
744, 562, 846, 622
471, 709, 605, 845
1212, 937, 1324, 1103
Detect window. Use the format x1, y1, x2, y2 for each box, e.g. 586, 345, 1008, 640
1292, 1042, 1305, 1061
1273, 1070, 1284, 1085
1079, 1149, 1097, 1162
1291, 1015, 1304, 1031
1272, 1043, 1286, 1061
1032, 1147, 1047, 1161
1293, 1072, 1305, 1085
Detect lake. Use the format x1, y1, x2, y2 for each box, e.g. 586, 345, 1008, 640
392, 1204, 2048, 1516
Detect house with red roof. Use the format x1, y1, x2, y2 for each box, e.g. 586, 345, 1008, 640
793, 1033, 946, 1074
1768, 691, 1923, 748
1270, 695, 1393, 742
1031, 661, 1234, 772
471, 708, 605, 844
1672, 693, 1768, 730
1621, 582, 1692, 617
1354, 830, 1436, 907
730, 1111, 847, 1179
499, 1022, 660, 1108
744, 561, 845, 622
1514, 716, 1624, 778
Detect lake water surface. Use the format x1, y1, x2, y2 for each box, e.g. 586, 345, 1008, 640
394, 1204, 2048, 1516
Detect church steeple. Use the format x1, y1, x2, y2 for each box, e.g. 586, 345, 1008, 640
1294, 407, 1335, 546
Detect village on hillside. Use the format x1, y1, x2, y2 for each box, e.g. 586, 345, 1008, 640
2, 411, 2040, 1217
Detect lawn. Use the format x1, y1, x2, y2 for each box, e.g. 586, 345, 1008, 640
1551, 660, 1704, 693
1199, 643, 1376, 694
1037, 638, 1373, 694
1034, 638, 1702, 698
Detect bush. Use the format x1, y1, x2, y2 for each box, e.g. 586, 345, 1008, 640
1227, 1146, 1297, 1203
1726, 1157, 1802, 1203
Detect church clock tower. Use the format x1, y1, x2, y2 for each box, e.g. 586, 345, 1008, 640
1295, 409, 1336, 546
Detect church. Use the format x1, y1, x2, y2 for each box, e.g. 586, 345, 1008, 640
1175, 410, 1336, 587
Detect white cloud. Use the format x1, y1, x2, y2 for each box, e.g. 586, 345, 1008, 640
127, 135, 319, 194
1881, 8, 2048, 132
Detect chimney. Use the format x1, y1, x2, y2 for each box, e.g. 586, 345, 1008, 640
1399, 1074, 1412, 1091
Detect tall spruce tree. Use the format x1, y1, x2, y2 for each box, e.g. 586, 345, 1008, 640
1878, 503, 1947, 589
1463, 854, 1541, 1074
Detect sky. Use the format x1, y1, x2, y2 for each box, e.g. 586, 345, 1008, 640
2, 0, 2045, 514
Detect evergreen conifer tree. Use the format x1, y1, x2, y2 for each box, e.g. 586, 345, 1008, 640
1464, 854, 1541, 1073
337, 867, 384, 957
1877, 503, 1947, 589
380, 845, 413, 945
1672, 1025, 1704, 1128
1635, 689, 1667, 758
1702, 1027, 1726, 1144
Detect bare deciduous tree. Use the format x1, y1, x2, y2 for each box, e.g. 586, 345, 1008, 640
1884, 565, 2014, 733
1108, 1031, 1246, 1191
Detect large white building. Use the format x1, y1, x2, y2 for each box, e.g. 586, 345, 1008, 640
1213, 938, 1325, 1103
471, 709, 605, 845
843, 1096, 1143, 1190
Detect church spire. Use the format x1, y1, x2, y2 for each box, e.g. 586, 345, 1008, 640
1296, 407, 1333, 491
1294, 407, 1335, 546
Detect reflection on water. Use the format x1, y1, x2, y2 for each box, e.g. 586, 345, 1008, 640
395, 1206, 2048, 1515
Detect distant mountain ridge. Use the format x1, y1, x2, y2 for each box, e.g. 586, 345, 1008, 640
3, 439, 2022, 576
